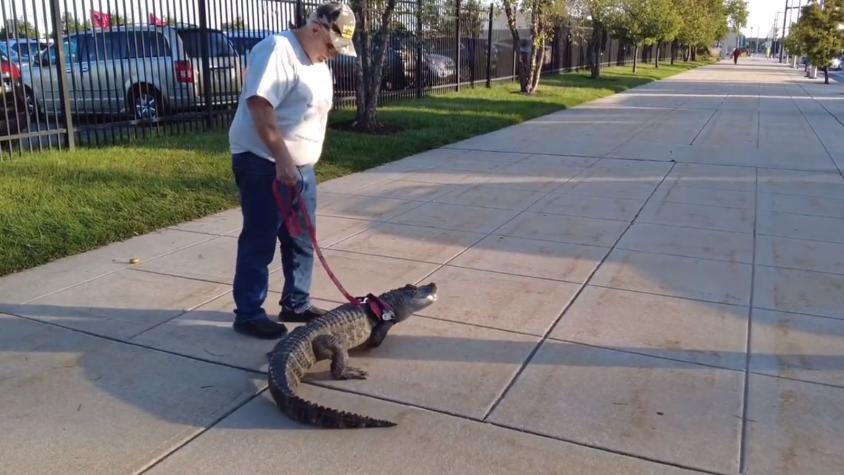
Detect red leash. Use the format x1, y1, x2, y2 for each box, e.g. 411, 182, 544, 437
271, 179, 395, 321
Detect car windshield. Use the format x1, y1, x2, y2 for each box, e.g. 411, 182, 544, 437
38, 37, 79, 66
176, 30, 236, 58
0, 43, 16, 61
14, 41, 41, 59
1, 41, 43, 61
229, 36, 263, 55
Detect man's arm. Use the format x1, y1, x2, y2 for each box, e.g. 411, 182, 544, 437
247, 96, 300, 187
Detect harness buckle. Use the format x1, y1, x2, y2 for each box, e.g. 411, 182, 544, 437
360, 294, 395, 322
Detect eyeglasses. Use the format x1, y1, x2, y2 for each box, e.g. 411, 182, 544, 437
316, 21, 339, 55
319, 20, 344, 38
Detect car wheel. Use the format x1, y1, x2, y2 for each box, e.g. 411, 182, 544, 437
130, 86, 163, 121
23, 87, 41, 120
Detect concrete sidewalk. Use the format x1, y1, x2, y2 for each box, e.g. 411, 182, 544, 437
2, 57, 844, 474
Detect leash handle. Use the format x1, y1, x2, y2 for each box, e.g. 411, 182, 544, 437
272, 179, 360, 307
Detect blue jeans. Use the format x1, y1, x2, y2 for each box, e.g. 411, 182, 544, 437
231, 152, 317, 321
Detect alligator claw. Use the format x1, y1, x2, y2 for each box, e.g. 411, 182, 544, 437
339, 367, 368, 380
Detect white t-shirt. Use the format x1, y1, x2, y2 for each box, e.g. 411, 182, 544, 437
228, 31, 333, 167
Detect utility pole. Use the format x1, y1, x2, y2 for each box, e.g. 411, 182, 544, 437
780, 0, 789, 62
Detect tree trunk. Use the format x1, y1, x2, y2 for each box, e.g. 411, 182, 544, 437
655, 44, 660, 69
351, 0, 398, 132
670, 40, 677, 65
518, 49, 531, 92
522, 0, 550, 95
353, 18, 372, 128
590, 23, 602, 79
825, 67, 830, 84
527, 38, 544, 93
501, 0, 527, 92
691, 48, 697, 61
633, 44, 639, 73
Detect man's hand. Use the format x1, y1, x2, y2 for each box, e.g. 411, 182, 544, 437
276, 159, 300, 187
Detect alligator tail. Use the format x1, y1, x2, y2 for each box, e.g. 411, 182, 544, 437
267, 342, 396, 428
269, 382, 396, 428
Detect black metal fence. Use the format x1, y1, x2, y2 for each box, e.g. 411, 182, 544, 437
0, 0, 675, 157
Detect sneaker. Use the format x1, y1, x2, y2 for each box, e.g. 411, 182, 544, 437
233, 317, 289, 339
278, 305, 328, 323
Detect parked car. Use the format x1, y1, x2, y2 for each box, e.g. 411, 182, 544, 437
0, 51, 28, 136
22, 24, 241, 121
831, 56, 842, 71
0, 38, 49, 64
332, 32, 457, 93
0, 53, 28, 137
427, 36, 499, 83
225, 29, 273, 68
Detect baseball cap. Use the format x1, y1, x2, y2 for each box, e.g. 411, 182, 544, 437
308, 2, 357, 57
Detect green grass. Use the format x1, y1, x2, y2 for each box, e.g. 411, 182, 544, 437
0, 62, 709, 276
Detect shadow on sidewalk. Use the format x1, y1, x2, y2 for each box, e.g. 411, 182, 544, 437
1, 290, 841, 431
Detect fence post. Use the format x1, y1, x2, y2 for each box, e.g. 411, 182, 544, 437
197, 0, 213, 129
416, 0, 423, 98
455, 0, 461, 92
469, 38, 475, 87
48, 0, 75, 149
485, 3, 493, 88
296, 0, 305, 28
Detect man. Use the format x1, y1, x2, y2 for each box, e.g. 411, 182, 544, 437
732, 47, 741, 64
228, 2, 357, 339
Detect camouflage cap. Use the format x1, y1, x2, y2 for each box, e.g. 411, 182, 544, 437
308, 2, 357, 57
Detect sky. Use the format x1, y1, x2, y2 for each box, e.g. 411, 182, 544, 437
743, 0, 799, 39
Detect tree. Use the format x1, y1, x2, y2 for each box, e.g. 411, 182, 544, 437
501, 0, 567, 94
640, 0, 680, 68
725, 0, 747, 48
789, 0, 844, 84
569, 0, 620, 79
110, 13, 130, 27
783, 29, 805, 65
60, 13, 91, 34
0, 19, 39, 39
462, 0, 485, 39
669, 0, 729, 61
420, 0, 484, 39
350, 0, 400, 132
607, 2, 640, 71
612, 0, 679, 73
673, 0, 728, 62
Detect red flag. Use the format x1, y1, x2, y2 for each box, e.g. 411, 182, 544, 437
149, 13, 166, 26
90, 9, 111, 28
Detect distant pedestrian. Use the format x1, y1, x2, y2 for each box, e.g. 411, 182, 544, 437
732, 48, 741, 64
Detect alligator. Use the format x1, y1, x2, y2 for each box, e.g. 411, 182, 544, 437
267, 282, 438, 428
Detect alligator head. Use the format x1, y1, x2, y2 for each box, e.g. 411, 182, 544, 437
378, 282, 438, 322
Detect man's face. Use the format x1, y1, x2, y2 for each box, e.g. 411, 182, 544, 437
313, 24, 339, 62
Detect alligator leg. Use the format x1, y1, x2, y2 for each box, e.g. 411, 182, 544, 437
312, 335, 368, 380
367, 321, 395, 348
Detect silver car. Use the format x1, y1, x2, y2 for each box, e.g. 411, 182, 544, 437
22, 24, 242, 121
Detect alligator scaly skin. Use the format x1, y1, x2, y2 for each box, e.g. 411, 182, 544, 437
267, 302, 396, 428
